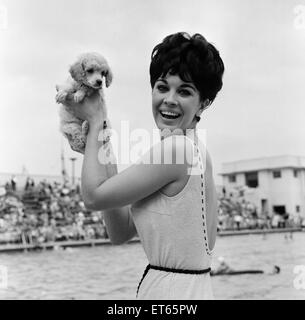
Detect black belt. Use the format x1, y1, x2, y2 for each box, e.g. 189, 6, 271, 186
136, 264, 211, 297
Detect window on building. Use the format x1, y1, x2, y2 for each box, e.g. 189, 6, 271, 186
245, 171, 258, 188
273, 170, 281, 178
228, 175, 236, 183
296, 205, 300, 213
294, 169, 298, 178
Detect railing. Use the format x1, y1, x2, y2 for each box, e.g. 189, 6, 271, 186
0, 228, 304, 253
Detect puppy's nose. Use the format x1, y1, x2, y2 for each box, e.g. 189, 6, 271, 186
96, 79, 102, 86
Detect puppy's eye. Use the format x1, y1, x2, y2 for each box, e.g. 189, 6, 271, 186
86, 68, 94, 73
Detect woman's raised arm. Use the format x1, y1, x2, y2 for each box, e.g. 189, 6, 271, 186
63, 92, 138, 245
81, 119, 138, 245
65, 93, 187, 244
82, 123, 187, 211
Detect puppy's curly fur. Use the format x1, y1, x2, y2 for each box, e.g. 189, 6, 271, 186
55, 52, 113, 154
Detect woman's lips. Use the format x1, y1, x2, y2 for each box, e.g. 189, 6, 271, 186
159, 110, 181, 119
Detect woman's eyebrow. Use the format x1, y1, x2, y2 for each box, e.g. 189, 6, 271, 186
180, 83, 196, 90
156, 78, 167, 84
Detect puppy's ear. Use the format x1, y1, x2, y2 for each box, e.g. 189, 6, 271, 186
69, 60, 85, 82
104, 68, 113, 88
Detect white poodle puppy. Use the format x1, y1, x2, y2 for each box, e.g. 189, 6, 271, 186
55, 52, 113, 154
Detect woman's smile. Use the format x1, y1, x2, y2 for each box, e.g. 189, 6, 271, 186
152, 74, 202, 130
159, 110, 182, 119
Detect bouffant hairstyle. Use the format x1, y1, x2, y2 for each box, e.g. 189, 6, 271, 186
150, 32, 224, 121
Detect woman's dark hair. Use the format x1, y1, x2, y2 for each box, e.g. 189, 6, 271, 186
150, 32, 225, 120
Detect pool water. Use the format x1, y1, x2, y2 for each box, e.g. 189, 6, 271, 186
0, 232, 304, 300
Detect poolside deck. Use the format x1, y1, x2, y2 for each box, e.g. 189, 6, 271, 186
217, 227, 303, 237
0, 227, 303, 253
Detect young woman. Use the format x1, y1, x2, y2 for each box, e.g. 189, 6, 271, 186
64, 32, 224, 299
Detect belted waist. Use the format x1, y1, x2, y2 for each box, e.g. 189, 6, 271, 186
136, 264, 211, 297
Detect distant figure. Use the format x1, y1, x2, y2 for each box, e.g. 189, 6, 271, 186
11, 175, 17, 191
76, 184, 81, 194
234, 215, 242, 230
5, 182, 10, 192
222, 187, 226, 198
211, 257, 280, 276
25, 177, 32, 191
283, 213, 290, 228
284, 232, 293, 240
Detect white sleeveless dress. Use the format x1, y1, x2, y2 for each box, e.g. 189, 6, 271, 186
130, 132, 217, 300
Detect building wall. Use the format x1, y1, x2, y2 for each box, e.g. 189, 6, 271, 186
222, 167, 305, 218
237, 173, 246, 186
222, 155, 305, 174
268, 168, 305, 215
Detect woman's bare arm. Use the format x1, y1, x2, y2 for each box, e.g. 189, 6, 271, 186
68, 93, 188, 244
61, 92, 138, 245
81, 120, 136, 244
102, 161, 137, 245
82, 127, 187, 211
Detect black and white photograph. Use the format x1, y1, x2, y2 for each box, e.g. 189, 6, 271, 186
0, 0, 305, 302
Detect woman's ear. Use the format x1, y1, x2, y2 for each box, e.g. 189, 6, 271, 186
197, 99, 210, 115
195, 99, 210, 118
202, 99, 211, 110
195, 107, 203, 117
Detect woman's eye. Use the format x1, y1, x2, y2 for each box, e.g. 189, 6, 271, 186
156, 85, 168, 92
179, 89, 191, 96
87, 69, 94, 73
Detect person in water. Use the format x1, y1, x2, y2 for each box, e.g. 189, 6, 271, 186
211, 257, 281, 276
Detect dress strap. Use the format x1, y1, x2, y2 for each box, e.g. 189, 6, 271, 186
136, 264, 211, 297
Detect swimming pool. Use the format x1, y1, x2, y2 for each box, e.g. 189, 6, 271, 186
0, 232, 304, 299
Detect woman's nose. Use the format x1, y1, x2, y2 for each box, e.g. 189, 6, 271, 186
163, 91, 178, 106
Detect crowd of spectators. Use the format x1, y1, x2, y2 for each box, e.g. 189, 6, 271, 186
0, 177, 304, 246
217, 188, 304, 231
0, 177, 108, 245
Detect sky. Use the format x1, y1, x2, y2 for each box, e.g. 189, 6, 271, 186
1, 0, 305, 185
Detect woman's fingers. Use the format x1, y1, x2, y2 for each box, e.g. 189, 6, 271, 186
57, 89, 103, 121
63, 98, 85, 119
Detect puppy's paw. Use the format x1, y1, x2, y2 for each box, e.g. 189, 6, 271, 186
56, 91, 68, 104
74, 91, 86, 103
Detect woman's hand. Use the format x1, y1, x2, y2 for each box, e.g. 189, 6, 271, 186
63, 91, 105, 125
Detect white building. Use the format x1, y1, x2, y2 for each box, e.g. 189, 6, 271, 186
220, 155, 305, 218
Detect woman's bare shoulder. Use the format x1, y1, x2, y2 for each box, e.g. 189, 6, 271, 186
141, 134, 193, 166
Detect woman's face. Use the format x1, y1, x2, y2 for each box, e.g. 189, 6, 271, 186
152, 74, 202, 131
